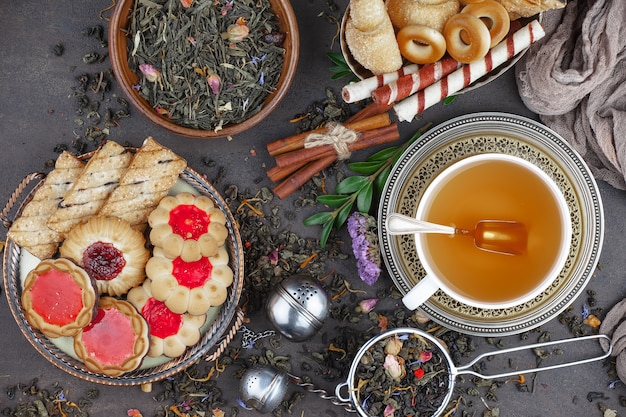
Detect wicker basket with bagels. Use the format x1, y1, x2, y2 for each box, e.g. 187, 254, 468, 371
341, 0, 564, 120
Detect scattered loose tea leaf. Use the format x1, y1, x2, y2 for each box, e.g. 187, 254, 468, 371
127, 0, 286, 131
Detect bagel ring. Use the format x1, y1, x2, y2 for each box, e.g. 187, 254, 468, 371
397, 25, 447, 64
443, 13, 491, 63
462, 0, 510, 47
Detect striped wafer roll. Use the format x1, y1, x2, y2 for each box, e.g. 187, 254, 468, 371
371, 57, 462, 106
394, 19, 546, 122
341, 64, 419, 103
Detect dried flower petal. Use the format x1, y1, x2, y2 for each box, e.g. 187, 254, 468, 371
383, 404, 395, 417
584, 314, 601, 328
211, 408, 225, 417
413, 368, 425, 379
154, 106, 170, 117
357, 298, 378, 313
207, 73, 221, 94
180, 0, 193, 7
223, 23, 249, 42
384, 335, 403, 356
139, 63, 160, 83
269, 248, 279, 265
418, 350, 433, 362
378, 314, 388, 331
347, 212, 381, 285
383, 354, 405, 380
220, 1, 233, 15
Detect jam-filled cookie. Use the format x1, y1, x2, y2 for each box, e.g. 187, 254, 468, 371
60, 216, 150, 296
146, 246, 233, 315
73, 297, 149, 377
22, 258, 98, 338
148, 193, 228, 262
127, 280, 206, 358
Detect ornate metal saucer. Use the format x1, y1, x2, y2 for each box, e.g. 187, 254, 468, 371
378, 112, 604, 336
3, 161, 245, 387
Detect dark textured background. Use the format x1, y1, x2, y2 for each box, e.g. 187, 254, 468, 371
2, 1, 626, 416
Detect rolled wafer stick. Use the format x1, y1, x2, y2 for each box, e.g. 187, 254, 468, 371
341, 64, 419, 103
394, 19, 546, 122
371, 57, 462, 106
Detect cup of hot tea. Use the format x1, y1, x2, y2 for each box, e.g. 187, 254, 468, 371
398, 153, 572, 310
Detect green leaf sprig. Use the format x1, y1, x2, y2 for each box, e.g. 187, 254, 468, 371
304, 122, 432, 247
327, 51, 358, 82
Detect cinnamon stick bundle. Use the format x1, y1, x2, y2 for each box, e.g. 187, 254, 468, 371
267, 159, 309, 183
274, 123, 400, 168
272, 155, 337, 200
267, 112, 391, 156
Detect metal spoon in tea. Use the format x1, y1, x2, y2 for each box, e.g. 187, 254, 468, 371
385, 213, 527, 255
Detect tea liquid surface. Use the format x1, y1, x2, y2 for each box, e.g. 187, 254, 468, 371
421, 159, 565, 304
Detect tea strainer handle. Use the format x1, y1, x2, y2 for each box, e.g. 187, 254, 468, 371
288, 374, 357, 413
455, 334, 612, 379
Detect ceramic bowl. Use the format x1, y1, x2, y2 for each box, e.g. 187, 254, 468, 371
108, 0, 299, 139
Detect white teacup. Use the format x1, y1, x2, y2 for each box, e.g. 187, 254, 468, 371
397, 153, 572, 310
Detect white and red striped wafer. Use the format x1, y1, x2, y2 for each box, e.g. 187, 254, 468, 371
371, 58, 462, 106
341, 64, 419, 103
394, 19, 546, 122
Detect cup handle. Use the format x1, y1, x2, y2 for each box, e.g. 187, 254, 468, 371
402, 275, 440, 310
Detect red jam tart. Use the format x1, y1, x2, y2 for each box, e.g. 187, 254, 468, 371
73, 297, 149, 377
148, 193, 228, 262
60, 216, 150, 296
21, 258, 98, 338
22, 258, 99, 337
127, 280, 206, 358
146, 246, 233, 315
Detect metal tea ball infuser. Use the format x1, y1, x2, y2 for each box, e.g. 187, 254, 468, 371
239, 365, 290, 414
239, 364, 355, 414
265, 274, 329, 342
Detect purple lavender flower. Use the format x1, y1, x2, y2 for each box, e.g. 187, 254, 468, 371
347, 212, 381, 285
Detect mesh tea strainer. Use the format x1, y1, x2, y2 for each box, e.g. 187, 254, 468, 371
336, 328, 612, 417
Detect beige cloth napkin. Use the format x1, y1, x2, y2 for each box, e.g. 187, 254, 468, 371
515, 0, 626, 189
599, 299, 626, 383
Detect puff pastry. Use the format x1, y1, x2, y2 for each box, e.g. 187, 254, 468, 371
98, 136, 186, 231
47, 141, 132, 235
8, 152, 84, 259
345, 0, 403, 75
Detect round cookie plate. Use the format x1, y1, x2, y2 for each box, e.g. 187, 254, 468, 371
3, 162, 244, 386
378, 112, 604, 336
